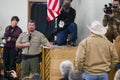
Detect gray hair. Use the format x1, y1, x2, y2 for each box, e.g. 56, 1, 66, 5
60, 60, 73, 76
69, 70, 82, 80
29, 73, 42, 80
114, 69, 120, 80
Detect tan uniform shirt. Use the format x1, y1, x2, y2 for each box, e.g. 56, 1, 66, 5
76, 34, 119, 75
16, 30, 48, 55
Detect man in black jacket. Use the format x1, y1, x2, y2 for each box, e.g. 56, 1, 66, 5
56, 0, 77, 46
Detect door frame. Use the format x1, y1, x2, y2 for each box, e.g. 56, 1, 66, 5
28, 0, 47, 21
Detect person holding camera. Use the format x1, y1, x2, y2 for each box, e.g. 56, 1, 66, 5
10, 70, 18, 80
103, 0, 120, 42
55, 0, 77, 46
3, 16, 22, 79
0, 63, 18, 80
5, 70, 19, 80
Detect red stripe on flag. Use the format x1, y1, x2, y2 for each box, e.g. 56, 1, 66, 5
49, 9, 56, 18
47, 16, 51, 22
47, 0, 60, 22
47, 9, 56, 21
52, 0, 58, 10
48, 0, 52, 7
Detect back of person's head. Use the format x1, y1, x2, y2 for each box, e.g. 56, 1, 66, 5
88, 20, 107, 36
29, 73, 42, 80
69, 70, 82, 80
60, 60, 73, 76
114, 69, 120, 80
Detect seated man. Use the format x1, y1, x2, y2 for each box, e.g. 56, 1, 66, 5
56, 0, 77, 46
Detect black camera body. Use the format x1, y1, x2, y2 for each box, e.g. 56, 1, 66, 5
6, 71, 12, 77
104, 3, 117, 14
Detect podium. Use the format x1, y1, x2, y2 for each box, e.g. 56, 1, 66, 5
41, 46, 116, 80
0, 46, 116, 80
41, 46, 77, 80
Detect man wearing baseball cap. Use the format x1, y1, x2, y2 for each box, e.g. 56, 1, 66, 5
76, 21, 118, 80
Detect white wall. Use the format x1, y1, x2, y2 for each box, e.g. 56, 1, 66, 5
72, 0, 112, 43
0, 0, 112, 43
0, 0, 28, 38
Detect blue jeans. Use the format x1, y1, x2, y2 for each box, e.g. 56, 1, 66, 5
82, 72, 108, 80
116, 63, 120, 70
56, 23, 77, 45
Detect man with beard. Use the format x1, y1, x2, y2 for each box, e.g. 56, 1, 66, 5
16, 20, 53, 78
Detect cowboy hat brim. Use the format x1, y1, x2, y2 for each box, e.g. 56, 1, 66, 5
88, 26, 107, 35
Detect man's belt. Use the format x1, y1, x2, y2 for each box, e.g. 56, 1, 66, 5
22, 54, 40, 60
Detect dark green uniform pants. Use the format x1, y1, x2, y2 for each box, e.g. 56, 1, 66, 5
21, 57, 40, 78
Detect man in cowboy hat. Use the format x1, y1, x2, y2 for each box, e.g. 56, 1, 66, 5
76, 20, 119, 80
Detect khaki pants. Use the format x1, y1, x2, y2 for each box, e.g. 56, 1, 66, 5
21, 57, 40, 78
105, 27, 119, 42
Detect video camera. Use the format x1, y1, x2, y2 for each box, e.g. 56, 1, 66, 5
104, 3, 117, 14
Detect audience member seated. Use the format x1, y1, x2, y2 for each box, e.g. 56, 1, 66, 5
59, 60, 73, 80
69, 70, 82, 80
114, 69, 120, 80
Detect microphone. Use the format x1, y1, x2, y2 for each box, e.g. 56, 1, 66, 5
28, 33, 32, 52
28, 33, 32, 42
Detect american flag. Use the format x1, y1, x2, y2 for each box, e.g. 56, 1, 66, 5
47, 0, 60, 22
